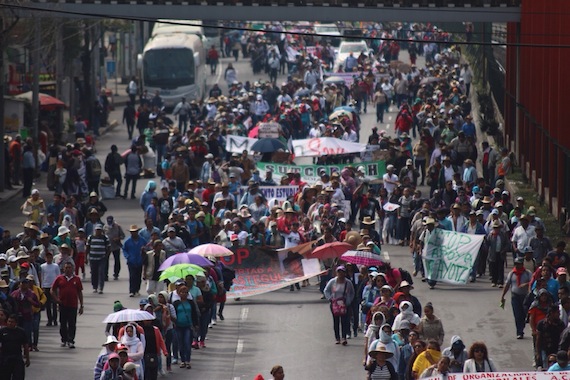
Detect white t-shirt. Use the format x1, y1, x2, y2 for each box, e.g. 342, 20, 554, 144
283, 231, 302, 249
40, 262, 61, 288
382, 173, 398, 195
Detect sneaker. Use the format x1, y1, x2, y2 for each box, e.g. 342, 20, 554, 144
199, 341, 206, 348
69, 343, 76, 349
114, 276, 119, 280
498, 284, 503, 288
211, 320, 216, 326
171, 358, 178, 365
191, 341, 199, 349
98, 290, 104, 294
61, 342, 67, 347
218, 312, 225, 321
33, 346, 39, 352
129, 293, 135, 297
54, 321, 58, 326
208, 323, 212, 329
46, 322, 52, 327
517, 334, 524, 339
491, 283, 497, 287
93, 289, 98, 293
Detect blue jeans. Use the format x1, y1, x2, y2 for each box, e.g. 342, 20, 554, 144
511, 293, 526, 336
176, 326, 193, 363
19, 319, 33, 346
32, 313, 40, 347
199, 309, 211, 342
413, 251, 424, 276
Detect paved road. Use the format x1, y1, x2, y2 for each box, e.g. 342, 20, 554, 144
2, 53, 535, 379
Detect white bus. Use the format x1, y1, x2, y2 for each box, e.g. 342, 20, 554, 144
139, 32, 207, 108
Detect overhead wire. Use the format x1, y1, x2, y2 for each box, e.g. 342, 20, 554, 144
1, 2, 569, 48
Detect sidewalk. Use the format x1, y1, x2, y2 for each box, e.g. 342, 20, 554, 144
0, 184, 23, 205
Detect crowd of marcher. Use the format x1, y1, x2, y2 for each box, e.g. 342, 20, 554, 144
0, 21, 568, 380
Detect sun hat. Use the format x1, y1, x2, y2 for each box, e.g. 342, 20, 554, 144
123, 362, 139, 372
57, 226, 70, 236
129, 224, 139, 232
369, 341, 394, 358
102, 335, 120, 346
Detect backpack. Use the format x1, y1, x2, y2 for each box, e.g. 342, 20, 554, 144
159, 198, 172, 215
221, 264, 236, 291
89, 158, 102, 177
399, 267, 414, 286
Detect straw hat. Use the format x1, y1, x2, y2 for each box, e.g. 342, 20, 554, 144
362, 217, 376, 225
369, 342, 394, 358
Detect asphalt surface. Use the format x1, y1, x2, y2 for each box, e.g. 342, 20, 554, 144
1, 53, 535, 379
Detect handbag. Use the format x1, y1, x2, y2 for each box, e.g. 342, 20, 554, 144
331, 282, 348, 317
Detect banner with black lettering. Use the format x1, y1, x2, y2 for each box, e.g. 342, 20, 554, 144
256, 160, 385, 183
422, 229, 485, 285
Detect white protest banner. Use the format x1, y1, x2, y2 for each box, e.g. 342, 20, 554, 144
226, 135, 258, 154
422, 229, 485, 285
239, 186, 298, 202
323, 72, 390, 86
256, 160, 386, 184
258, 122, 281, 139
292, 137, 367, 157
436, 371, 562, 380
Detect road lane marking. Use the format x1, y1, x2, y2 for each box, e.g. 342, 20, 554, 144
216, 63, 222, 83
236, 339, 244, 354
240, 307, 249, 322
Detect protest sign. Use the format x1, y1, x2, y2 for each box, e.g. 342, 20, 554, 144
223, 247, 325, 298
258, 122, 281, 138
292, 137, 367, 157
257, 160, 385, 184
226, 135, 258, 154
422, 229, 485, 285
238, 186, 298, 203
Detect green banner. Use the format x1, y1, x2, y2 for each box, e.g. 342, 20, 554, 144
257, 160, 386, 183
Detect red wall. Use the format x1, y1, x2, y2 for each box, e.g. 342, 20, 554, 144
505, 0, 570, 215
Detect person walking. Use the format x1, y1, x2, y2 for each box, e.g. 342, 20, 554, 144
123, 146, 142, 200
142, 240, 166, 295
51, 262, 84, 349
104, 216, 125, 281
123, 225, 147, 297
324, 265, 355, 346
104, 145, 123, 199
172, 97, 191, 134
127, 76, 138, 105
122, 102, 136, 140
86, 225, 110, 294
500, 257, 533, 339
21, 144, 35, 198
0, 314, 30, 380
40, 251, 60, 327
207, 45, 219, 75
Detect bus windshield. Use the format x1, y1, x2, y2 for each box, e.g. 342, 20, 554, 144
143, 48, 195, 88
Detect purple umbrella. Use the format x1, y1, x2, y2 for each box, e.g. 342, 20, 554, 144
158, 253, 213, 271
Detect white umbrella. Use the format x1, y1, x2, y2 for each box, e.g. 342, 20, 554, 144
188, 243, 234, 257
102, 309, 155, 324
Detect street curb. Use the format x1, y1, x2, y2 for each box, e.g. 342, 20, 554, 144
0, 186, 23, 205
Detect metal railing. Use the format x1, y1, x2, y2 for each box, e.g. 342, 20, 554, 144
29, 0, 520, 6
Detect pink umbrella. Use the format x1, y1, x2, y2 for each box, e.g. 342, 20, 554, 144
341, 250, 384, 267
311, 242, 353, 260
188, 243, 233, 257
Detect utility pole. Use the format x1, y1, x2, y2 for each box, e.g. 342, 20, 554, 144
31, 17, 40, 168
55, 20, 64, 102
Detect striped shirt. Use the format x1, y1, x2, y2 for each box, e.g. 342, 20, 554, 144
87, 234, 109, 261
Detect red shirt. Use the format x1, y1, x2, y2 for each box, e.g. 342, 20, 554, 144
52, 274, 83, 308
